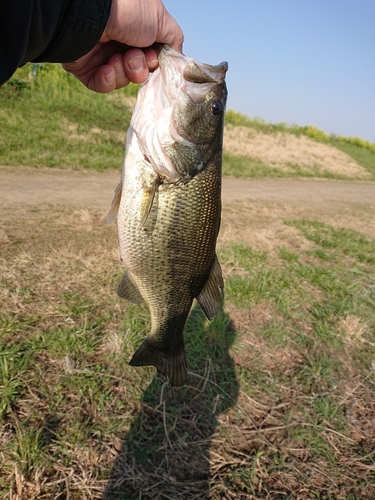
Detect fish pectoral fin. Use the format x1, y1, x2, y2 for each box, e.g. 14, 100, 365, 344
117, 271, 144, 304
106, 182, 122, 224
129, 338, 187, 387
140, 177, 159, 227
196, 255, 224, 320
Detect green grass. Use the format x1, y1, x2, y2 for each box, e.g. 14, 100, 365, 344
0, 63, 135, 169
286, 218, 375, 265
216, 220, 375, 496
1, 207, 375, 498
221, 221, 375, 383
1, 64, 374, 179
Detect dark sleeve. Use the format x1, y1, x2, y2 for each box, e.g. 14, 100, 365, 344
0, 0, 112, 86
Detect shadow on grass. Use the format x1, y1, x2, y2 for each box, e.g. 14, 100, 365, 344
102, 305, 239, 499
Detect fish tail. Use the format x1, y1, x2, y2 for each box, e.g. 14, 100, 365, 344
129, 338, 187, 387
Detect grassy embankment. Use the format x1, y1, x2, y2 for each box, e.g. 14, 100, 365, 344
1, 63, 374, 179
0, 64, 133, 170
224, 109, 375, 179
1, 63, 375, 498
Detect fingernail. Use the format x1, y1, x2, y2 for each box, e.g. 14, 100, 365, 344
127, 55, 144, 72
148, 58, 158, 69
114, 61, 125, 77
104, 72, 115, 85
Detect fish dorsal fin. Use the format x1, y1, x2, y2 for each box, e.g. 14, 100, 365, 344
140, 177, 159, 227
117, 271, 144, 304
196, 255, 224, 320
106, 182, 122, 224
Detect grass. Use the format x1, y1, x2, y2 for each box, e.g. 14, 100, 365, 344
0, 63, 135, 170
225, 109, 375, 156
1, 61, 375, 498
222, 151, 368, 180
1, 63, 374, 180
225, 109, 375, 179
1, 200, 375, 498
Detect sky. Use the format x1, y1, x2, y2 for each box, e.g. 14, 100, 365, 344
164, 0, 375, 142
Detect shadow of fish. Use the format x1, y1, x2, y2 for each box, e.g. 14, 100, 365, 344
108, 45, 228, 386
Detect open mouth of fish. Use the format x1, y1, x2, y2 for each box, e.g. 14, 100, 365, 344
130, 45, 228, 183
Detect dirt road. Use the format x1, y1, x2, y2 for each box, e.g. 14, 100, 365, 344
1, 166, 374, 211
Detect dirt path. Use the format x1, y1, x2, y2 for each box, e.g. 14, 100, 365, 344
1, 166, 374, 211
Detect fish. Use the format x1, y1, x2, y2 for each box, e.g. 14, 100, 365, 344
108, 45, 228, 387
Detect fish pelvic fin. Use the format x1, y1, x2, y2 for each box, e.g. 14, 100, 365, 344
129, 338, 187, 387
117, 271, 144, 304
106, 182, 122, 224
140, 177, 160, 227
196, 255, 224, 320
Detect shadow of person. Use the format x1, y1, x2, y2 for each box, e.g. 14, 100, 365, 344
102, 305, 239, 499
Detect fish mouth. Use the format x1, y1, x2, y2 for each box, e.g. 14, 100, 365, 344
158, 44, 228, 104
130, 45, 228, 183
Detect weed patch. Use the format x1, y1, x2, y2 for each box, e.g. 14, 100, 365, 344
0, 64, 133, 169
2, 205, 374, 498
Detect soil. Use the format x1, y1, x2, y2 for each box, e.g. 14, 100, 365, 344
1, 165, 374, 211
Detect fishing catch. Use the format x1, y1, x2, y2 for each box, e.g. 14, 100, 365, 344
108, 45, 228, 386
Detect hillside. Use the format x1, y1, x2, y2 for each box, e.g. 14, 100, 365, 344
1, 63, 374, 180
223, 124, 371, 179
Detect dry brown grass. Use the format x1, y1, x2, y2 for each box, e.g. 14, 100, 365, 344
339, 315, 369, 347
1, 190, 375, 499
219, 198, 375, 255
224, 125, 371, 179
62, 119, 126, 145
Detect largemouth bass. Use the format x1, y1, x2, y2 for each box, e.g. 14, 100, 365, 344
108, 45, 228, 387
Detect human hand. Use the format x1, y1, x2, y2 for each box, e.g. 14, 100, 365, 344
62, 0, 183, 93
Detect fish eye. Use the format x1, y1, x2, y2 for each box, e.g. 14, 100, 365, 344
210, 100, 223, 116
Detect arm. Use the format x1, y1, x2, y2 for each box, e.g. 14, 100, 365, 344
0, 0, 111, 86
0, 0, 183, 92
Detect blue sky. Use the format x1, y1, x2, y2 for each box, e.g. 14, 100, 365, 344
164, 0, 375, 142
